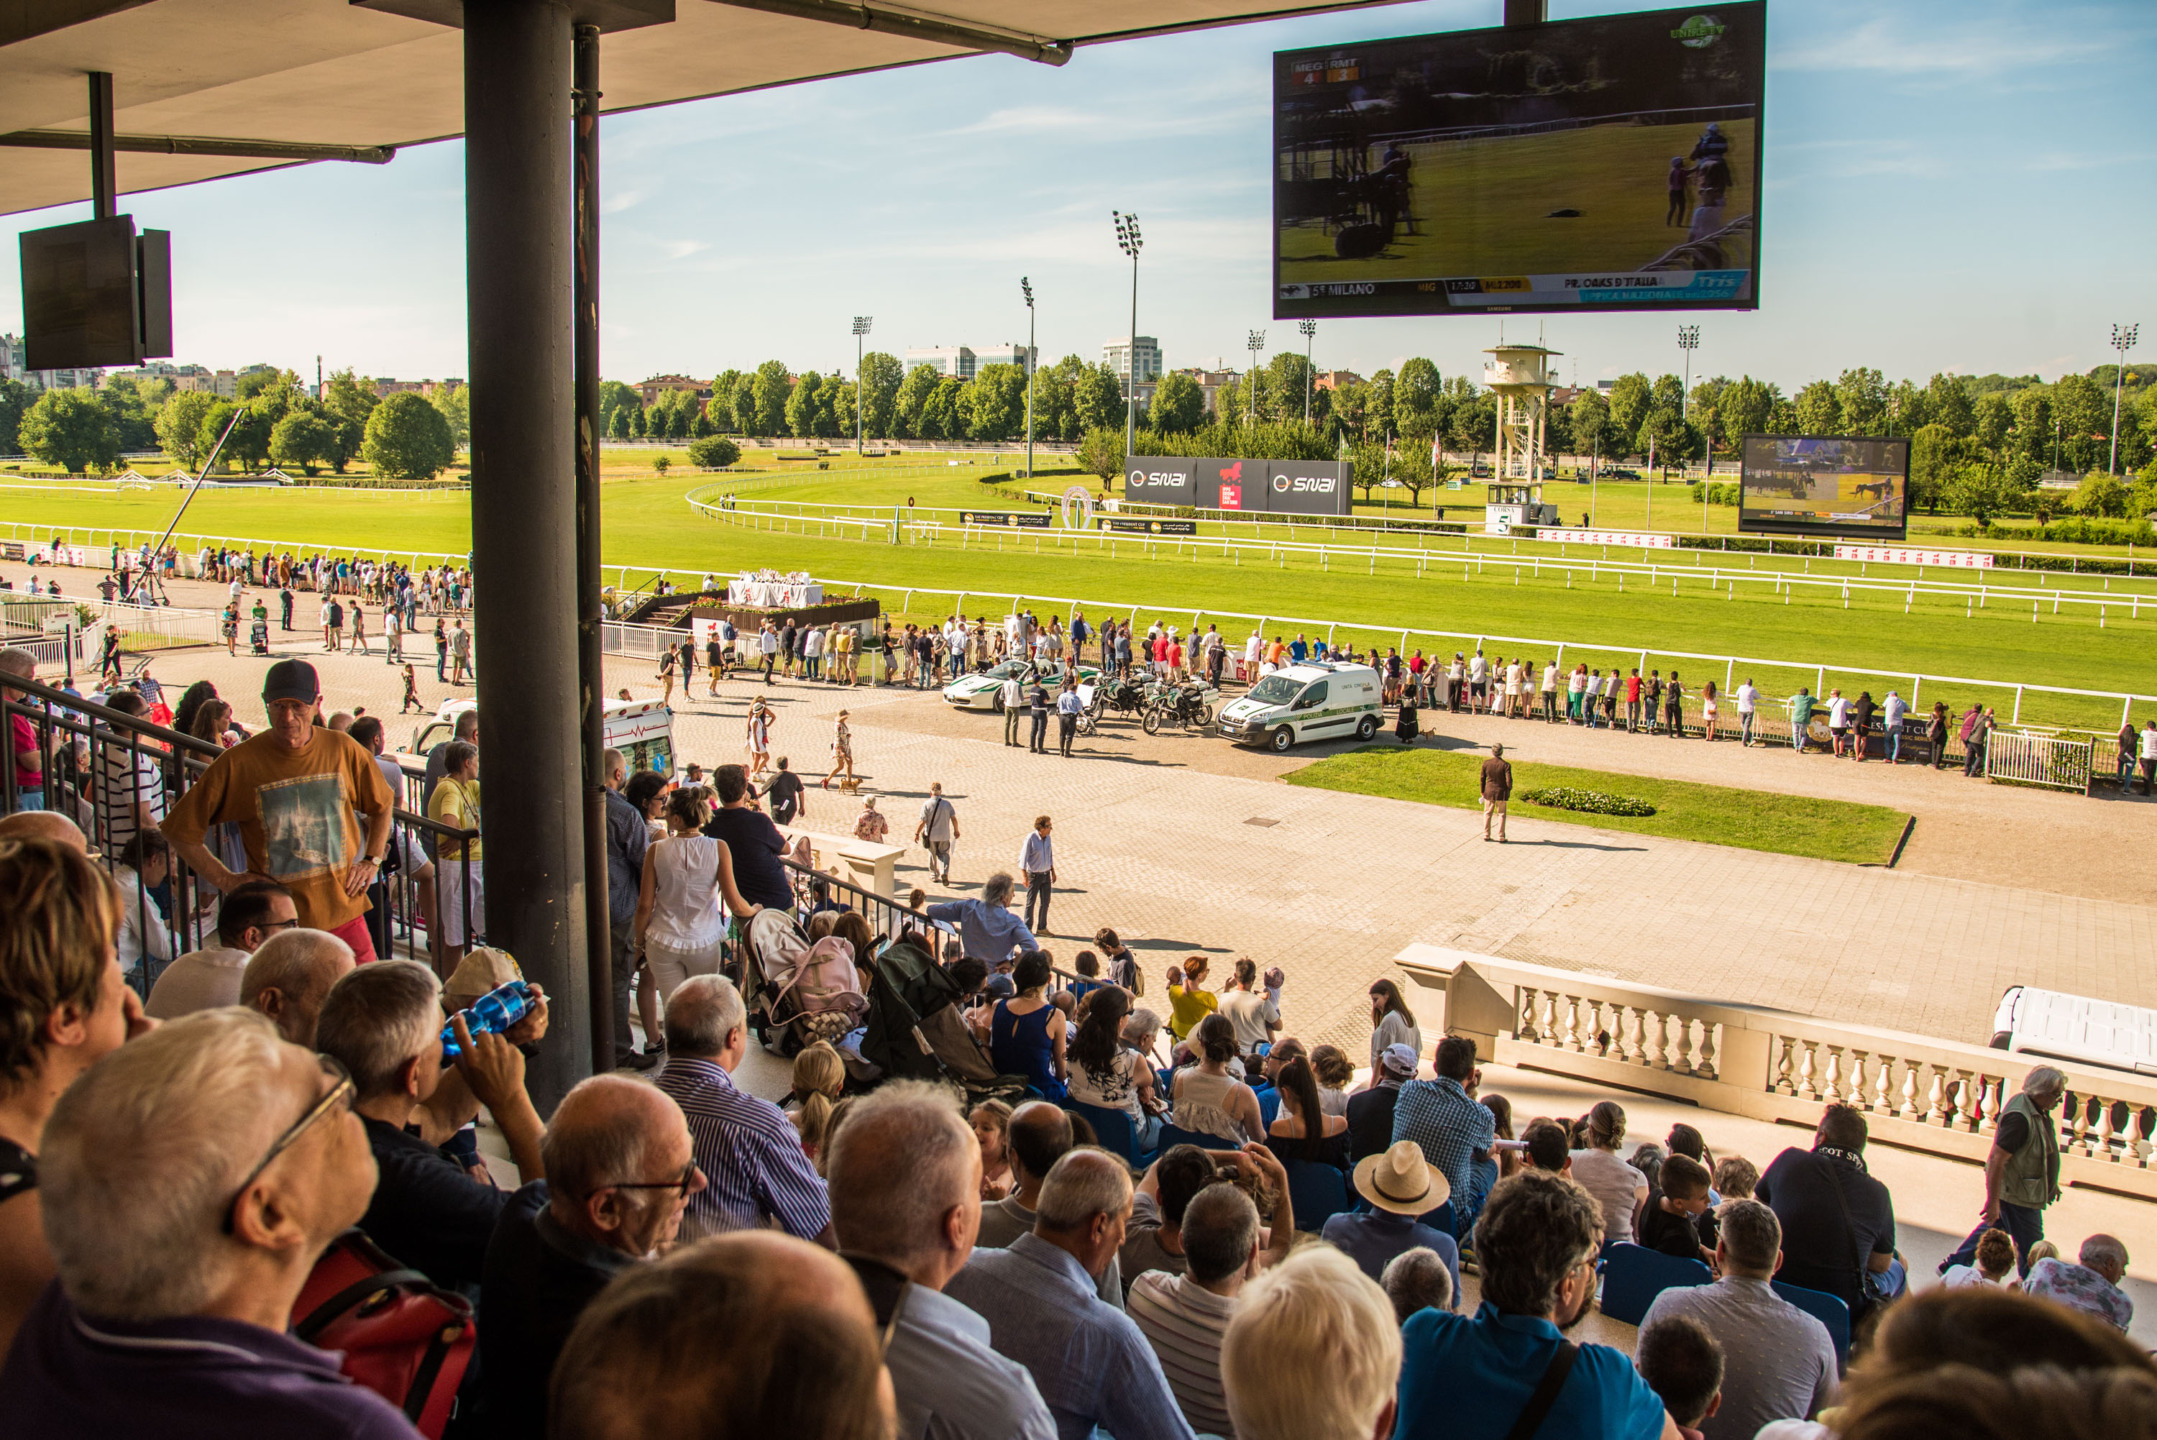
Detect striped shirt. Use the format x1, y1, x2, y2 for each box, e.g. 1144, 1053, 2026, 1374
654, 1055, 830, 1241
1127, 1270, 1235, 1437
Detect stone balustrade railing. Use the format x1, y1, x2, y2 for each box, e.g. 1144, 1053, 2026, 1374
1397, 945, 2157, 1202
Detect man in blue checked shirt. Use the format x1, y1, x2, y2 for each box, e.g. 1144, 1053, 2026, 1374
653, 974, 832, 1245
1391, 1034, 1496, 1203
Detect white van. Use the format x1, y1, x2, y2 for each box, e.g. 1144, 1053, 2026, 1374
1991, 986, 2157, 1075
1216, 661, 1383, 752
398, 697, 676, 787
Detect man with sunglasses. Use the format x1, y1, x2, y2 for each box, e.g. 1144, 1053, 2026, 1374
144, 879, 298, 1020
1, 1008, 417, 1438
481, 1075, 704, 1439
316, 960, 548, 1292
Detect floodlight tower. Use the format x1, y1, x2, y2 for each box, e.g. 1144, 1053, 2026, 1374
852, 315, 872, 455
1113, 211, 1142, 462
1483, 340, 1561, 529
1245, 330, 1266, 427
1021, 277, 1037, 479
2111, 323, 2139, 476
1677, 324, 1699, 416
1298, 318, 1317, 425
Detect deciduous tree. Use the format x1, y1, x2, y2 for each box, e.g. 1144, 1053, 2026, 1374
362, 392, 456, 480
19, 388, 117, 475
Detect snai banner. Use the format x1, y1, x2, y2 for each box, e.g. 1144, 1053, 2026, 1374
1124, 456, 1353, 516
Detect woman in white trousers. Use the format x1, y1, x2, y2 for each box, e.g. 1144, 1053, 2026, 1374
635, 788, 760, 1005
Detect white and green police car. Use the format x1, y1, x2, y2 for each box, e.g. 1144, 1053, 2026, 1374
942, 658, 1101, 712
1216, 662, 1383, 752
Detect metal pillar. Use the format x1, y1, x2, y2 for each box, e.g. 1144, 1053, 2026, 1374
87, 72, 116, 220
465, 0, 588, 1109
573, 22, 613, 1082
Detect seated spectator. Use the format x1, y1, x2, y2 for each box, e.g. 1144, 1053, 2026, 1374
1523, 1119, 1574, 1174
786, 1041, 845, 1163
0, 812, 87, 851
1221, 1245, 1401, 1440
1713, 1154, 1758, 1200
1130, 1182, 1267, 1436
1666, 1122, 1715, 1175
1942, 1227, 2021, 1290
946, 1149, 1195, 1440
1391, 1034, 1496, 1202
1395, 1171, 1679, 1440
1636, 1154, 1714, 1262
1630, 1142, 1666, 1195
482, 1075, 702, 1438
1635, 1314, 1725, 1440
1065, 950, 1108, 1004
826, 1081, 1054, 1440
315, 959, 546, 1289
1267, 1055, 1350, 1167
2025, 1235, 2134, 1332
239, 927, 355, 1047
1383, 1246, 1455, 1324
0, 1009, 413, 1438
1311, 1044, 1353, 1118
1067, 984, 1162, 1151
1218, 957, 1280, 1056
653, 975, 832, 1244
1569, 1100, 1649, 1246
1122, 1005, 1163, 1064
0, 838, 150, 1355
1641, 1200, 1839, 1440
1122, 1144, 1211, 1288
548, 1231, 892, 1440
1756, 1104, 1903, 1323
145, 878, 296, 1019
111, 830, 178, 978
1171, 1013, 1262, 1144
989, 950, 1068, 1102
1325, 1139, 1461, 1302
971, 1099, 1015, 1199
1348, 1042, 1415, 1161
976, 1100, 1122, 1304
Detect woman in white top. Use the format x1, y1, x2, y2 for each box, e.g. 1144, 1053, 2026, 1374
112, 831, 178, 977
1367, 980, 1422, 1080
1941, 1227, 2021, 1290
1569, 1100, 1650, 1246
636, 788, 760, 1002
1065, 987, 1163, 1151
1171, 1013, 1263, 1144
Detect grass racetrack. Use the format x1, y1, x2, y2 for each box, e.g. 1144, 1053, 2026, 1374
9, 461, 2152, 731
1285, 746, 1911, 865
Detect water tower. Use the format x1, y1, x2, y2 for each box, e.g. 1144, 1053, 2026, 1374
1481, 342, 1561, 533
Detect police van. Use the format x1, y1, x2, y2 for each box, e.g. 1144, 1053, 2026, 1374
1216, 661, 1383, 752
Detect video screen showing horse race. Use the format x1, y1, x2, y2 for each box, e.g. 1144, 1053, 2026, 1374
1274, 2, 1765, 318
1740, 435, 1911, 538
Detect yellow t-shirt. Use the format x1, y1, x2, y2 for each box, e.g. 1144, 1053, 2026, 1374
429, 777, 483, 862
1167, 984, 1218, 1041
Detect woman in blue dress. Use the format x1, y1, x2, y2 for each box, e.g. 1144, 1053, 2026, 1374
990, 950, 1067, 1101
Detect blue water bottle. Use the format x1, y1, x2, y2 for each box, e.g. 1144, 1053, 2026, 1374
441, 980, 534, 1060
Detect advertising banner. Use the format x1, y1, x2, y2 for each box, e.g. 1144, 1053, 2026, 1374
958, 511, 1051, 528
1833, 545, 1992, 569
1261, 459, 1354, 515
1536, 528, 1677, 548
1124, 456, 1353, 516
1100, 518, 1198, 535
1124, 461, 1196, 509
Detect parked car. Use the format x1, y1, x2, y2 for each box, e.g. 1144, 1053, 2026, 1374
942, 658, 1100, 711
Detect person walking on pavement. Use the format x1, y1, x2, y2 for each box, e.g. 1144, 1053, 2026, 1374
915, 781, 959, 884
759, 620, 779, 685
1002, 669, 1024, 747
746, 697, 774, 779
1481, 743, 1513, 843
822, 710, 855, 790
1056, 679, 1083, 758
435, 618, 449, 682
451, 618, 473, 685
1027, 678, 1050, 755
278, 586, 294, 631
658, 642, 679, 706
1021, 816, 1055, 934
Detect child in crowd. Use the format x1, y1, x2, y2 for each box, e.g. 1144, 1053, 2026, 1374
1310, 1044, 1354, 1119
786, 1042, 846, 1164
970, 1099, 1016, 1200
1066, 951, 1108, 1005
1635, 1315, 1724, 1440
1941, 1228, 2021, 1290
1636, 1154, 1716, 1264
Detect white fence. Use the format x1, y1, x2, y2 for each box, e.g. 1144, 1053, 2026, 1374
1985, 731, 2096, 794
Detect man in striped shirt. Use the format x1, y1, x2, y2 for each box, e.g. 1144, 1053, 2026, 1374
1128, 1182, 1266, 1437
654, 974, 832, 1246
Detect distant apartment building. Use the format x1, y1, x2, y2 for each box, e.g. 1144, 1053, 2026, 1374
1172, 366, 1240, 416
374, 377, 466, 399
905, 346, 975, 380
971, 343, 1037, 374
1312, 369, 1363, 392
0, 333, 101, 392
1102, 335, 1162, 386
637, 373, 709, 405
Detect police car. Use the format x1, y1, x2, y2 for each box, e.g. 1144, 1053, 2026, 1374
1216, 662, 1383, 752
942, 659, 1101, 712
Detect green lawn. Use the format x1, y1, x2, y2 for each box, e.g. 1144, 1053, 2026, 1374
9, 467, 2153, 732
1284, 747, 1912, 865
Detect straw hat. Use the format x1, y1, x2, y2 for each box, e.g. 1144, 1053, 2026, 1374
444, 946, 523, 1007
1353, 1140, 1451, 1216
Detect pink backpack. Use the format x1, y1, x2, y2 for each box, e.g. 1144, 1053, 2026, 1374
771, 935, 868, 1048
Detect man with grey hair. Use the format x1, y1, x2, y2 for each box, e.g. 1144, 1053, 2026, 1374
1129, 1182, 1264, 1436
946, 1149, 1195, 1440
1223, 1246, 1400, 1440
653, 974, 831, 1244
240, 926, 356, 1047
2025, 1233, 2134, 1332
1382, 1247, 1456, 1324
1640, 1199, 1838, 1440
0, 1008, 417, 1437
827, 1081, 1054, 1440
481, 1075, 706, 1439
925, 871, 1037, 963
1938, 1064, 2065, 1277
975, 1100, 1122, 1305
316, 959, 545, 1289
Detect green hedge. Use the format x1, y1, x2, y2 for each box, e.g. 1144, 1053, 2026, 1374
1519, 786, 1657, 817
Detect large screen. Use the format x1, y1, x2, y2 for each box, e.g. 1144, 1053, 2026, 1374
1273, 3, 1765, 319
1739, 435, 1910, 539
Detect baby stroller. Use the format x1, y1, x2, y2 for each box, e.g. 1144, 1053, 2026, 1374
858, 935, 1027, 1107
739, 908, 867, 1056
250, 619, 271, 655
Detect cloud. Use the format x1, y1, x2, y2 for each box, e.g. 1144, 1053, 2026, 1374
602, 189, 646, 214
658, 239, 710, 260
1773, 13, 2120, 77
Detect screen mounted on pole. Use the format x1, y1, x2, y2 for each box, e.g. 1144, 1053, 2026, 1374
1273, 2, 1765, 319
1739, 434, 1910, 539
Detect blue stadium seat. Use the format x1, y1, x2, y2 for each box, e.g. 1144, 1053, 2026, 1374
1772, 1280, 1852, 1372
1067, 1100, 1156, 1168
1254, 1084, 1280, 1129
1156, 1122, 1239, 1153
1598, 1243, 1711, 1326
1280, 1159, 1351, 1232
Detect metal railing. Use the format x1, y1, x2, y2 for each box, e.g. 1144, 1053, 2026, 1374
0, 670, 481, 994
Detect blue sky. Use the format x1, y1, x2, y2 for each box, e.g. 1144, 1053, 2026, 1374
2, 0, 2151, 392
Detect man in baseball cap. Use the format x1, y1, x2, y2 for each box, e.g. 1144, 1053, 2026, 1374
163, 656, 398, 960
1320, 1140, 1460, 1305
1348, 1041, 1420, 1163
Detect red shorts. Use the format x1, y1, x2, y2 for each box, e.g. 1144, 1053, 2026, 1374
329, 911, 379, 965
